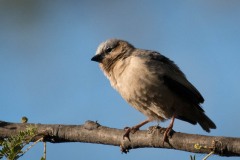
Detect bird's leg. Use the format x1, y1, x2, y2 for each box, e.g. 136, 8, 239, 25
123, 119, 151, 141
163, 115, 175, 144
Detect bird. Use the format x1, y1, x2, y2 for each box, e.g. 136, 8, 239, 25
91, 39, 216, 142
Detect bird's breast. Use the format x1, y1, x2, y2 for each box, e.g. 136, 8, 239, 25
109, 57, 175, 120
113, 57, 157, 96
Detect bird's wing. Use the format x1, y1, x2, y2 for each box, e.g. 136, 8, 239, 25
139, 51, 204, 105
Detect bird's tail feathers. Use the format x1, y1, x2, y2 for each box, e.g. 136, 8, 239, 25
197, 111, 216, 132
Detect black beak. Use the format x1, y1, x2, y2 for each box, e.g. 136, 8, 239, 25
91, 54, 103, 63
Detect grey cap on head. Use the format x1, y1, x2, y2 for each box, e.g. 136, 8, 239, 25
91, 39, 134, 63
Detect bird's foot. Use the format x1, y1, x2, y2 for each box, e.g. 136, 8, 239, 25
123, 126, 140, 141
123, 119, 151, 141
163, 127, 172, 144
162, 115, 175, 145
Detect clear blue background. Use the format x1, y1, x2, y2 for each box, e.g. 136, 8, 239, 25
0, 1, 240, 159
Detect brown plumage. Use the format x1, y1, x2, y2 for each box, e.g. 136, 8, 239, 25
91, 39, 216, 141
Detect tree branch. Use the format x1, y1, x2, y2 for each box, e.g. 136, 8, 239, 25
0, 120, 239, 157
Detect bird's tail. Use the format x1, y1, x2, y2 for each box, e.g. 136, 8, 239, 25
197, 111, 216, 132
175, 104, 216, 132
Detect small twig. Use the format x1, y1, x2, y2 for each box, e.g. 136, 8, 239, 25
203, 151, 214, 160
20, 137, 44, 156
43, 141, 47, 159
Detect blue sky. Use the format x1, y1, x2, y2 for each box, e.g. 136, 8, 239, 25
0, 1, 240, 159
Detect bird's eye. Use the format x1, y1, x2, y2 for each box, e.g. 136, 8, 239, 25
106, 47, 113, 53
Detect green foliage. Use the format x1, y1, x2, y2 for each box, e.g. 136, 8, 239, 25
40, 157, 46, 160
0, 126, 38, 160
21, 117, 28, 124
190, 155, 196, 160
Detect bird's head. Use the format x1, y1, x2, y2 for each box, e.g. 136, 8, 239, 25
91, 39, 134, 71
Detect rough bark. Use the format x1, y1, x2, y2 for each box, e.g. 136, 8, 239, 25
0, 120, 239, 157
